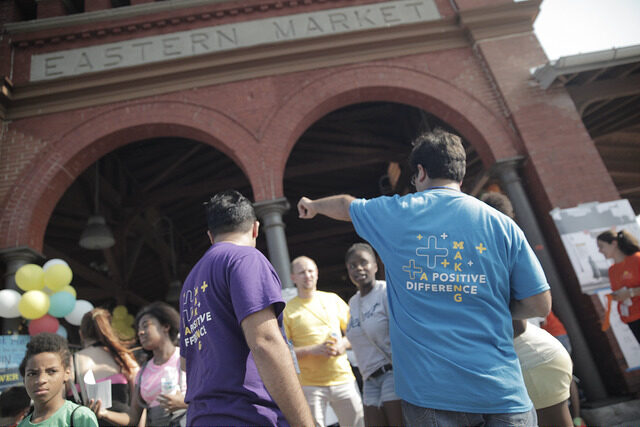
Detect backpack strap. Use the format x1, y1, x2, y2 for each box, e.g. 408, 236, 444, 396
136, 359, 150, 408
69, 404, 80, 427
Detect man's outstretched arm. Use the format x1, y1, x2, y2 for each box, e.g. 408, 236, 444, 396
241, 306, 314, 426
297, 195, 355, 221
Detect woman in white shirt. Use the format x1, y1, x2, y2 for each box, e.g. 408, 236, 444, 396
345, 243, 402, 426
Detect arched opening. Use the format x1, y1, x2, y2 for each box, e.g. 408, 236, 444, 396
283, 101, 491, 301
43, 137, 251, 309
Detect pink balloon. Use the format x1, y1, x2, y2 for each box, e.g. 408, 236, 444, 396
28, 314, 60, 336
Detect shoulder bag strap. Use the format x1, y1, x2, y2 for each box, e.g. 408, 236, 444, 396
136, 360, 150, 408
357, 293, 392, 364
70, 354, 83, 404
69, 405, 80, 427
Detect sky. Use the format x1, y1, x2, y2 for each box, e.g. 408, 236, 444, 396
532, 0, 640, 60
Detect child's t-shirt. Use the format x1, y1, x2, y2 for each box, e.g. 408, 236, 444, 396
18, 400, 98, 427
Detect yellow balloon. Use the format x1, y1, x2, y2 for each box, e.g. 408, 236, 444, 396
15, 264, 45, 291
18, 290, 50, 320
122, 327, 136, 340
125, 314, 135, 326
113, 305, 128, 320
62, 285, 76, 298
44, 264, 73, 292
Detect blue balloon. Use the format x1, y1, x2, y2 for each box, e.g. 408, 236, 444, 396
56, 324, 68, 339
48, 291, 76, 318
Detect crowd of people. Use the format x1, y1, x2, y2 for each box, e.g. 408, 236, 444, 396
6, 128, 640, 426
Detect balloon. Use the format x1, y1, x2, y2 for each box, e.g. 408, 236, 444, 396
43, 258, 70, 271
18, 290, 50, 319
15, 264, 45, 291
125, 314, 134, 325
56, 324, 68, 339
44, 264, 73, 292
113, 305, 128, 320
112, 318, 128, 332
0, 289, 22, 318
28, 314, 60, 335
48, 291, 76, 318
62, 285, 77, 298
64, 299, 94, 326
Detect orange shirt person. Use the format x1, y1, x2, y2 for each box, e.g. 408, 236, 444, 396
597, 229, 640, 343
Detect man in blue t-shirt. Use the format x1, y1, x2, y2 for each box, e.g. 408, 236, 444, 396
297, 129, 551, 426
180, 190, 313, 426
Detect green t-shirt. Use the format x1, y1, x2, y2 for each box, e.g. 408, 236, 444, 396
18, 400, 98, 427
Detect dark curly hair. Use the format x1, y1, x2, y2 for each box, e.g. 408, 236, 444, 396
19, 333, 71, 377
480, 192, 515, 220
204, 190, 256, 237
135, 302, 181, 344
409, 128, 466, 183
345, 242, 377, 264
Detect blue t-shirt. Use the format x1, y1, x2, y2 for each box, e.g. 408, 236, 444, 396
179, 242, 288, 426
350, 189, 549, 413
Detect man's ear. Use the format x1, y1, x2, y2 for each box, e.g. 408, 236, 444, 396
252, 221, 260, 239
417, 164, 428, 183
207, 230, 214, 244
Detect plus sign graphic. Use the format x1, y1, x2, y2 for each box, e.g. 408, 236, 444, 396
402, 259, 423, 279
475, 243, 487, 254
416, 235, 449, 269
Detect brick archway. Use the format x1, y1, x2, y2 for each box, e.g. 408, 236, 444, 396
0, 100, 261, 251
256, 63, 519, 201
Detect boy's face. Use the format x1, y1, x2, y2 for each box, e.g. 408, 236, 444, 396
24, 352, 70, 406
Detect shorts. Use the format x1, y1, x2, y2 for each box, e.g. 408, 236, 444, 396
362, 370, 399, 407
521, 350, 573, 409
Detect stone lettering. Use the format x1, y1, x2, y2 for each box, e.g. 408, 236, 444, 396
329, 13, 349, 31
104, 46, 123, 67
132, 41, 153, 60
405, 1, 424, 18
191, 33, 210, 53
162, 36, 182, 56
380, 6, 401, 24
217, 28, 238, 47
306, 17, 325, 34
44, 56, 64, 76
274, 20, 296, 39
354, 9, 376, 27
75, 52, 93, 72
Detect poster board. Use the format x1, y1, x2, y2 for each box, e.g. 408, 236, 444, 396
0, 335, 30, 391
550, 199, 640, 370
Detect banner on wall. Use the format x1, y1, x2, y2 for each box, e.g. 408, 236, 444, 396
0, 335, 30, 391
550, 199, 640, 371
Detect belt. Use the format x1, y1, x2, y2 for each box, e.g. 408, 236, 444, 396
369, 363, 393, 378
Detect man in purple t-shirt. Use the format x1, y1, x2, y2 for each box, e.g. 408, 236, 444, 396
179, 190, 313, 426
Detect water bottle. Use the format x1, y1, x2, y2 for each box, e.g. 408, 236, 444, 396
160, 366, 178, 395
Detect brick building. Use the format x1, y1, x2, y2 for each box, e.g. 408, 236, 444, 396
1, 0, 638, 398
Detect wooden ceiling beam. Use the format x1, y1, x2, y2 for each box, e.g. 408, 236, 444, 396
141, 144, 205, 192
570, 74, 640, 115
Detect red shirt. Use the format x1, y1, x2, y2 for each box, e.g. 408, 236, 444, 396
608, 252, 640, 323
541, 311, 567, 337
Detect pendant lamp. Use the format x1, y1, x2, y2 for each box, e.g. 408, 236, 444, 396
79, 161, 115, 250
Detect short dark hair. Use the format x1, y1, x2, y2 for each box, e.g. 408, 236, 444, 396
345, 243, 377, 264
135, 302, 181, 343
409, 128, 466, 182
480, 192, 515, 219
204, 190, 256, 236
597, 229, 640, 256
0, 386, 30, 418
19, 333, 71, 378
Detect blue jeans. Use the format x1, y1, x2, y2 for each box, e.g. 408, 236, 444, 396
401, 401, 537, 427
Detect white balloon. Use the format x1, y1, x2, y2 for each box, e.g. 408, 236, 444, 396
64, 299, 94, 326
56, 324, 68, 339
0, 289, 22, 318
43, 258, 70, 272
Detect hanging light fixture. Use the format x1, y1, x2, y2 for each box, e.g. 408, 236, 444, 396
79, 160, 115, 250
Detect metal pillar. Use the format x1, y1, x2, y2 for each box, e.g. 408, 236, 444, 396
493, 158, 608, 401
254, 198, 294, 289
0, 246, 44, 334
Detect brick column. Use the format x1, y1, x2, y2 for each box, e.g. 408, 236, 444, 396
0, 246, 44, 334
254, 198, 295, 292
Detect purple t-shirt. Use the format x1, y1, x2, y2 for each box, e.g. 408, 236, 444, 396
179, 242, 287, 426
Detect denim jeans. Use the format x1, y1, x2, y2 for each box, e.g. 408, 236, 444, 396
401, 400, 537, 427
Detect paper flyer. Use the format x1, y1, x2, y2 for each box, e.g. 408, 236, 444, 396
83, 370, 112, 409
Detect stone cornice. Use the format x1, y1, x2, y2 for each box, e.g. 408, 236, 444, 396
458, 0, 540, 41
0, 0, 542, 120
5, 0, 349, 46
